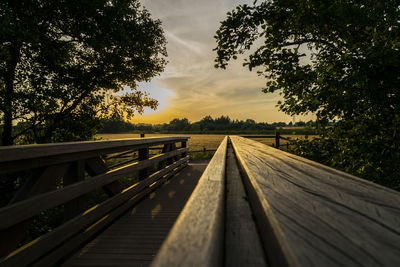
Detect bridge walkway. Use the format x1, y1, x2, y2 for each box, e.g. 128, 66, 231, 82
62, 160, 209, 267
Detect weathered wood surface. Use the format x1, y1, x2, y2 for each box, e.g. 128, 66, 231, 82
241, 135, 275, 138
34, 160, 189, 267
62, 161, 207, 267
0, 148, 188, 230
0, 137, 189, 173
85, 157, 123, 196
230, 136, 400, 267
151, 136, 228, 267
1, 160, 189, 266
64, 160, 86, 221
0, 136, 189, 266
0, 163, 69, 257
225, 143, 267, 267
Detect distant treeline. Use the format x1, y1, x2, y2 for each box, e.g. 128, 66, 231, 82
98, 115, 314, 134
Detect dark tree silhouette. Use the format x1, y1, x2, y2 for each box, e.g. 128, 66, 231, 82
214, 0, 400, 190
0, 0, 166, 145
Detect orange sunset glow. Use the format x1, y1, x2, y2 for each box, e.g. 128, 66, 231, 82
133, 0, 314, 124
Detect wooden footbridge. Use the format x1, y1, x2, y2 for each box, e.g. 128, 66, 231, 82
0, 136, 399, 266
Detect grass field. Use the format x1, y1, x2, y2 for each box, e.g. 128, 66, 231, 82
98, 133, 316, 151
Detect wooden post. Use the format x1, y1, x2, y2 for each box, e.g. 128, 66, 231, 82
166, 144, 174, 165
64, 160, 86, 221
140, 133, 145, 138
138, 147, 149, 180
181, 141, 187, 158
275, 131, 280, 148
0, 164, 68, 256
158, 144, 170, 170
286, 142, 289, 150
85, 157, 123, 196
172, 143, 179, 162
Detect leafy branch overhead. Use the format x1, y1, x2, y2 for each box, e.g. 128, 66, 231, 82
214, 0, 400, 123
0, 0, 167, 145
215, 0, 400, 190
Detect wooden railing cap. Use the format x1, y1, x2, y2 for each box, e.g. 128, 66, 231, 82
0, 136, 189, 163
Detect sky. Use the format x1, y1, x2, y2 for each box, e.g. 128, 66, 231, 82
132, 0, 314, 124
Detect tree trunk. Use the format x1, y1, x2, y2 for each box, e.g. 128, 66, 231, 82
2, 103, 13, 145
1, 46, 20, 146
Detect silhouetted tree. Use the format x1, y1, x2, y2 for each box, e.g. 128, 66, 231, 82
215, 0, 400, 189
199, 115, 215, 131
168, 118, 190, 131
0, 0, 166, 145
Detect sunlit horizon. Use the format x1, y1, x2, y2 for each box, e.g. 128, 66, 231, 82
132, 0, 314, 124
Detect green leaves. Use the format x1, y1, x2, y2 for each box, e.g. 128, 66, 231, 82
215, 0, 400, 190
1, 0, 167, 144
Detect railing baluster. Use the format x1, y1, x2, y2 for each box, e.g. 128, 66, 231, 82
0, 163, 68, 256
85, 157, 123, 196
138, 146, 149, 180
0, 136, 190, 264
275, 131, 280, 148
64, 160, 86, 221
181, 140, 187, 158
158, 144, 170, 170
171, 142, 179, 162
166, 143, 174, 165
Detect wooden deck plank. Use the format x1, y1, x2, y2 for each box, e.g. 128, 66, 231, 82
230, 136, 400, 267
62, 161, 208, 267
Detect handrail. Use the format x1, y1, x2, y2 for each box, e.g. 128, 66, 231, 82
0, 136, 189, 173
0, 136, 189, 266
153, 135, 400, 267
0, 148, 188, 230
152, 136, 228, 267
241, 132, 298, 148
230, 136, 400, 267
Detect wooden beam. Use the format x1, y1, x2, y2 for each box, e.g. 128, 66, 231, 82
138, 147, 149, 180
230, 135, 400, 267
0, 148, 188, 230
240, 135, 275, 138
157, 144, 170, 170
30, 159, 188, 267
152, 137, 228, 267
166, 144, 174, 165
225, 143, 267, 266
1, 157, 188, 267
85, 157, 123, 196
64, 161, 86, 221
0, 137, 189, 174
181, 140, 187, 158
0, 163, 68, 257
275, 132, 280, 148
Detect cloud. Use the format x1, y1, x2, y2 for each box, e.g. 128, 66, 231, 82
134, 0, 315, 124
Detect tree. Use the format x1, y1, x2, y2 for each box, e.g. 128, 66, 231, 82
215, 1, 400, 189
168, 118, 190, 131
0, 0, 166, 145
199, 115, 215, 131
214, 115, 231, 130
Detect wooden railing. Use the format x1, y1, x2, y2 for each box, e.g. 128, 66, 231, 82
152, 136, 400, 267
0, 136, 189, 266
242, 132, 297, 149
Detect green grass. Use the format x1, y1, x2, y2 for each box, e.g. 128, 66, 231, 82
188, 151, 215, 160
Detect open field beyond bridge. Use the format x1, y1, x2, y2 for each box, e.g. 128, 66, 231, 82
98, 133, 316, 152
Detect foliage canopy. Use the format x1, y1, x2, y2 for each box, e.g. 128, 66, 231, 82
0, 0, 166, 145
214, 0, 400, 189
